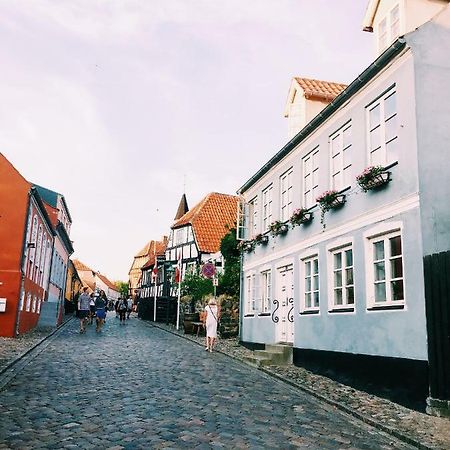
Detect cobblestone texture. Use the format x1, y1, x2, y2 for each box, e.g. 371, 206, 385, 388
0, 313, 420, 449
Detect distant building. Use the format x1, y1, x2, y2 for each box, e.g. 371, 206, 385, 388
65, 259, 82, 313
128, 241, 153, 294
0, 154, 55, 337
238, 0, 450, 416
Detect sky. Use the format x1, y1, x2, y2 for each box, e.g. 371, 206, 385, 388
0, 0, 373, 281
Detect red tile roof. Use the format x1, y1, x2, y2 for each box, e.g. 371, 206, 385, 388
141, 238, 168, 270
134, 241, 152, 258
96, 273, 119, 292
73, 259, 93, 272
172, 192, 238, 253
294, 77, 347, 102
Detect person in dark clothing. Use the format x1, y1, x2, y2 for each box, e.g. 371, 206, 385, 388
117, 297, 127, 324
95, 290, 108, 332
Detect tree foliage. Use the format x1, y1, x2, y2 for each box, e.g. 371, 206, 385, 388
114, 281, 129, 297
217, 228, 240, 297
180, 272, 213, 301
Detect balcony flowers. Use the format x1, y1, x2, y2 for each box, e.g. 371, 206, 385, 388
238, 240, 255, 253
254, 233, 269, 246
356, 166, 391, 192
289, 208, 313, 227
316, 190, 346, 226
269, 220, 289, 237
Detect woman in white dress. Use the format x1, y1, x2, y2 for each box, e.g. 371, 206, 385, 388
205, 298, 220, 352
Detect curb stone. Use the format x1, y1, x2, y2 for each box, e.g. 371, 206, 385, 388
146, 320, 430, 450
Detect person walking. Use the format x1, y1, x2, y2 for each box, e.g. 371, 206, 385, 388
118, 297, 127, 324
126, 296, 133, 319
115, 298, 120, 319
204, 298, 220, 352
78, 287, 91, 333
95, 290, 108, 332
88, 293, 96, 325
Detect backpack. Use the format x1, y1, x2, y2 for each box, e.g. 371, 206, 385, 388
119, 300, 127, 311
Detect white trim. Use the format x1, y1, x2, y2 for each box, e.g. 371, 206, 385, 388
243, 193, 418, 271
300, 255, 320, 313
275, 257, 295, 269
326, 237, 354, 253
363, 221, 402, 240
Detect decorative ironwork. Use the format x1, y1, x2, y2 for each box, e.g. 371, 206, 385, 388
359, 171, 391, 192
287, 297, 294, 323
271, 299, 279, 323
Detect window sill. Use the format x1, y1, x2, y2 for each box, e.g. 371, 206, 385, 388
367, 303, 405, 311
328, 307, 354, 313
244, 314, 255, 317
299, 310, 320, 315
258, 312, 271, 317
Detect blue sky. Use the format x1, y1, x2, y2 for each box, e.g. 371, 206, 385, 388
0, 1, 373, 280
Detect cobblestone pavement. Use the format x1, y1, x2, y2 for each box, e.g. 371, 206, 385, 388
0, 314, 417, 449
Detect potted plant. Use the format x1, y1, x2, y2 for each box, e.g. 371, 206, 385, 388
254, 233, 269, 245
356, 165, 391, 192
269, 220, 289, 236
242, 240, 256, 252
316, 190, 346, 226
290, 208, 313, 227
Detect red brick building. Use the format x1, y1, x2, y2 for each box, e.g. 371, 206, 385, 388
0, 154, 55, 337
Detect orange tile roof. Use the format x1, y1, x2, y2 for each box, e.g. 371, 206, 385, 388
73, 259, 93, 272
96, 273, 119, 292
172, 192, 238, 253
295, 77, 347, 102
134, 241, 152, 258
141, 238, 168, 270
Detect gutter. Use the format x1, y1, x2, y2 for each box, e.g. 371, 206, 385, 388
237, 38, 407, 194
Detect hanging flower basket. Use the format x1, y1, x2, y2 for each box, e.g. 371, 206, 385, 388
254, 233, 269, 246
290, 208, 313, 227
238, 240, 255, 253
316, 190, 346, 227
269, 220, 289, 237
356, 166, 391, 192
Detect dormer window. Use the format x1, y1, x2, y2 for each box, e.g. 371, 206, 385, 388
376, 3, 401, 53
391, 5, 400, 38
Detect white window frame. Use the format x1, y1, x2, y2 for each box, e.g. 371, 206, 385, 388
366, 229, 405, 308
366, 87, 397, 166
300, 254, 320, 313
26, 293, 32, 312
377, 3, 402, 54
260, 269, 272, 314
248, 196, 259, 239
330, 123, 352, 191
280, 168, 293, 222
327, 243, 355, 311
262, 185, 273, 231
303, 147, 319, 209
245, 272, 257, 315
19, 290, 25, 311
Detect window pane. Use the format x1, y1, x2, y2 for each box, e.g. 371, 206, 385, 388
391, 258, 403, 279
305, 293, 311, 308
375, 282, 386, 302
331, 135, 340, 156
312, 169, 319, 187
370, 127, 381, 151
386, 137, 397, 158
313, 291, 319, 307
391, 280, 404, 301
373, 241, 384, 260
390, 236, 402, 256
334, 252, 342, 269
371, 147, 384, 166
345, 249, 353, 267
343, 126, 351, 148
305, 261, 311, 276
305, 277, 311, 292
313, 259, 319, 274
346, 268, 353, 285
374, 262, 386, 281
334, 288, 343, 305
343, 146, 351, 168
313, 275, 319, 291
369, 104, 381, 128
347, 287, 354, 304
385, 93, 396, 119
385, 115, 397, 142
334, 270, 342, 288
304, 156, 311, 173
332, 154, 340, 176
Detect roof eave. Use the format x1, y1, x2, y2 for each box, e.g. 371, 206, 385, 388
237, 38, 407, 194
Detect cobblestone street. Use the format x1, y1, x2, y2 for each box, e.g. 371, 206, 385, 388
0, 314, 418, 450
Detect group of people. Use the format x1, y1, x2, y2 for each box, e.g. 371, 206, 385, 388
114, 297, 133, 324
77, 286, 108, 333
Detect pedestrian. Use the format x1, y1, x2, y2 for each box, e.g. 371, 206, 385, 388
95, 290, 108, 332
78, 286, 91, 333
88, 293, 96, 325
115, 298, 121, 319
204, 298, 220, 352
126, 296, 133, 319
118, 297, 127, 324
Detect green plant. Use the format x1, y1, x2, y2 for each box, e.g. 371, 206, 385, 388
269, 220, 289, 236
356, 166, 390, 192
290, 208, 312, 227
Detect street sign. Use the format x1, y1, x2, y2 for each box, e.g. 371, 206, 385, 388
201, 263, 216, 279
213, 277, 218, 286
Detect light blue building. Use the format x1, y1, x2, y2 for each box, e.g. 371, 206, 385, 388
238, 1, 450, 416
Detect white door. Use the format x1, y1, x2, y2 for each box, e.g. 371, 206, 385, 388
275, 264, 294, 343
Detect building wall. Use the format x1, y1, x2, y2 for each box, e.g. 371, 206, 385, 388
241, 50, 428, 361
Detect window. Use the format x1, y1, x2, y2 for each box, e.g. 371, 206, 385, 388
368, 232, 404, 307
32, 296, 37, 313
245, 273, 256, 314
367, 88, 397, 166
280, 168, 293, 222
302, 256, 319, 312
330, 246, 354, 309
262, 185, 273, 231
330, 124, 352, 191
19, 290, 25, 311
390, 5, 400, 39
248, 196, 259, 239
26, 293, 32, 312
37, 298, 41, 314
303, 148, 319, 209
378, 17, 388, 52
260, 270, 272, 313
28, 215, 38, 278
377, 4, 401, 53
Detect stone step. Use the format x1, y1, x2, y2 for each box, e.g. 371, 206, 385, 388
242, 354, 272, 368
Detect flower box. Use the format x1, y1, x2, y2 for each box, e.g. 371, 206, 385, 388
356, 166, 391, 192
316, 191, 346, 212
254, 234, 269, 245
269, 221, 289, 237
244, 241, 255, 252
290, 208, 313, 227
